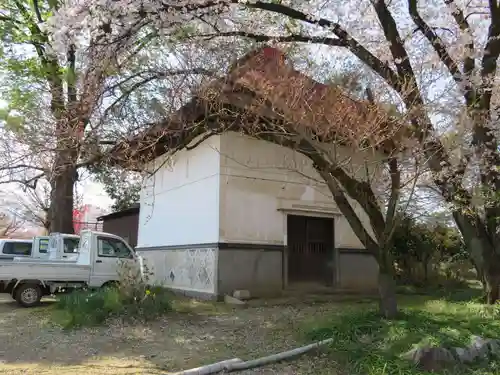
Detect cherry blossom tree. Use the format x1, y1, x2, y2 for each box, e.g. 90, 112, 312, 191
0, 0, 224, 233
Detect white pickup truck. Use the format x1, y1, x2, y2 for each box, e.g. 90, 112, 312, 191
0, 230, 142, 307
0, 234, 79, 261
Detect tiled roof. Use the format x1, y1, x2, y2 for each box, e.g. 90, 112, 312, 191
112, 46, 404, 165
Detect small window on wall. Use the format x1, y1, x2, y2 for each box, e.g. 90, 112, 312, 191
3, 242, 32, 256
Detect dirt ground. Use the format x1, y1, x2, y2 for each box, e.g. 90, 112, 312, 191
0, 295, 348, 375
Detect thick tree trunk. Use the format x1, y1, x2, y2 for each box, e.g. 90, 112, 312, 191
48, 164, 77, 234
463, 239, 500, 303
378, 251, 398, 319
452, 212, 500, 303
483, 259, 500, 304
485, 275, 500, 304
378, 271, 398, 319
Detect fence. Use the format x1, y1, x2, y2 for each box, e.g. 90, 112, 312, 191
73, 221, 103, 234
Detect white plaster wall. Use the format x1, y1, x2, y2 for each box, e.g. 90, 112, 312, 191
137, 135, 221, 248
218, 132, 383, 249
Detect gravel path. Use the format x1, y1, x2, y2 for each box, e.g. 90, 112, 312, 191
0, 295, 342, 375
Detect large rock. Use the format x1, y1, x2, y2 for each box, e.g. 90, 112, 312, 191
403, 336, 500, 372
453, 346, 475, 363
402, 346, 457, 372
452, 336, 500, 363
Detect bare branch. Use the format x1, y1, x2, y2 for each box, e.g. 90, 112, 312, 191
408, 0, 464, 94
198, 31, 346, 47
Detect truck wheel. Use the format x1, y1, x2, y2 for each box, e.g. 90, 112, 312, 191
15, 284, 42, 308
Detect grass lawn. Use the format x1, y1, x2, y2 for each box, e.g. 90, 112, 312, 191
1, 290, 499, 374
301, 292, 500, 375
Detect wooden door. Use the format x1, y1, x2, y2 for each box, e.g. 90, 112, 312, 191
287, 215, 334, 286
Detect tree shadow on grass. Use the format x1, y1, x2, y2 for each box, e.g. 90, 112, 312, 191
304, 305, 500, 375
397, 284, 484, 303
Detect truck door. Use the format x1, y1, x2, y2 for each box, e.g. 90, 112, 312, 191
92, 235, 136, 285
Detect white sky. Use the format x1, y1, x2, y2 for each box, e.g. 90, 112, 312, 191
77, 180, 114, 209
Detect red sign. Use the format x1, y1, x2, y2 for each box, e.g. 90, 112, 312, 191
72, 205, 89, 234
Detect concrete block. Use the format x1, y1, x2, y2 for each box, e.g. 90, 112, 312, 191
233, 290, 251, 300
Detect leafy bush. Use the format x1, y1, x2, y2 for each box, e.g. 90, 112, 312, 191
390, 213, 473, 287
54, 260, 172, 328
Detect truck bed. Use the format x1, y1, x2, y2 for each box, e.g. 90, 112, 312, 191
0, 262, 91, 281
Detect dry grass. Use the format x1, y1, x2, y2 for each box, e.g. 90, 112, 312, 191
0, 294, 342, 375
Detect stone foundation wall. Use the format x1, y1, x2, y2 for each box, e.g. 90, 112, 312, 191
136, 245, 379, 299
217, 244, 284, 297
337, 249, 379, 291
136, 245, 217, 297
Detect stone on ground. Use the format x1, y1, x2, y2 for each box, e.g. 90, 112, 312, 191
224, 295, 246, 305
233, 290, 251, 300
402, 346, 457, 372
403, 335, 500, 371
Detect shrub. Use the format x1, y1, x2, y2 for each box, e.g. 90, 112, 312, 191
391, 213, 474, 287
54, 259, 172, 329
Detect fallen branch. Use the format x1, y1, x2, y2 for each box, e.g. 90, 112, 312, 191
169, 338, 334, 374
224, 338, 334, 372
170, 358, 243, 375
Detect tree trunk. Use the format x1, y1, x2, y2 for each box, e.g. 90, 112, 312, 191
483, 258, 500, 304
48, 164, 77, 234
378, 251, 398, 319
452, 212, 500, 303
465, 242, 500, 304
473, 263, 486, 292
378, 270, 398, 319
485, 275, 500, 304
423, 255, 429, 284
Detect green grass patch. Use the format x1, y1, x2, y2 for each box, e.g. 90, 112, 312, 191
302, 298, 500, 375
53, 285, 172, 329
396, 283, 484, 303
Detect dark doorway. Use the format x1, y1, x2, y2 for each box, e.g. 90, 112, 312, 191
287, 214, 334, 286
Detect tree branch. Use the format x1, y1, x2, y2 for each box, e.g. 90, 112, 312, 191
198, 1, 402, 91
32, 0, 44, 23
12, 0, 48, 63
369, 0, 417, 95
0, 14, 22, 25
408, 0, 465, 98
444, 0, 475, 84
198, 31, 346, 47
381, 157, 401, 246
103, 68, 217, 118
480, 3, 500, 113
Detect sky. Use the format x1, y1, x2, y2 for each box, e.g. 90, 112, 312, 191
77, 180, 114, 209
